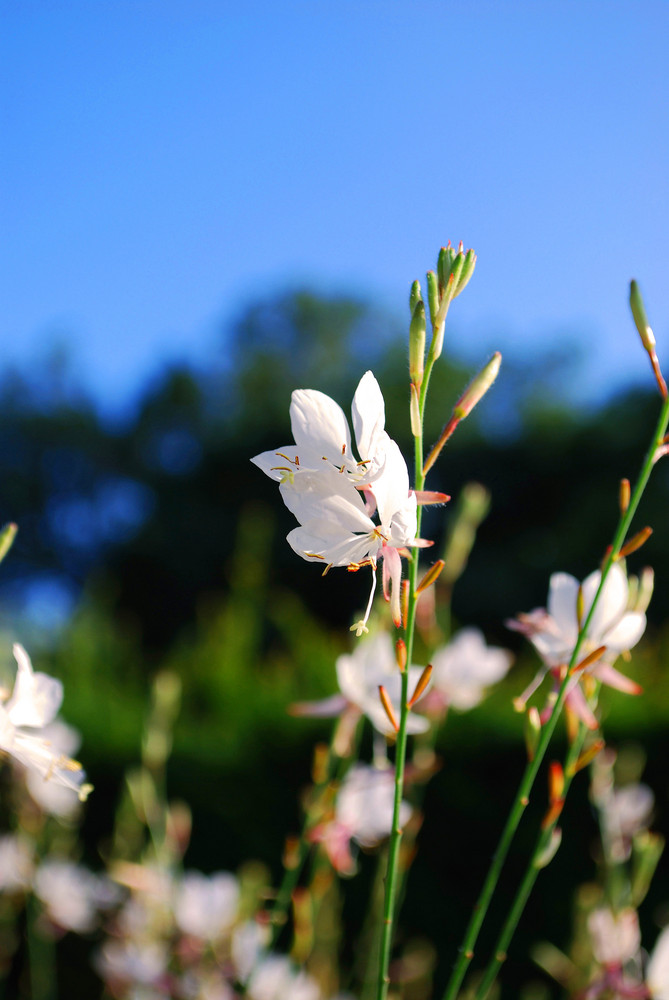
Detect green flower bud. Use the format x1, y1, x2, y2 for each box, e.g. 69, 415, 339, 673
630, 280, 655, 351
409, 279, 423, 316
409, 301, 426, 384
426, 270, 439, 328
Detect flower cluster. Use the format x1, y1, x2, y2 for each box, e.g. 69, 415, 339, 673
252, 372, 434, 634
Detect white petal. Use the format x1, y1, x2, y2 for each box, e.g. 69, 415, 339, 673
351, 371, 385, 461
250, 446, 301, 480
601, 611, 647, 653
290, 388, 352, 467
6, 645, 62, 728
648, 926, 669, 999
582, 564, 628, 641
372, 439, 411, 528
547, 573, 579, 639
286, 522, 375, 567
280, 470, 366, 523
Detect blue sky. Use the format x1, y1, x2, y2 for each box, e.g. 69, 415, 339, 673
2, 1, 668, 416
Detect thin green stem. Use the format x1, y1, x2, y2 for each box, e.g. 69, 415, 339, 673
474, 719, 591, 1000
442, 394, 669, 1000
375, 331, 438, 1000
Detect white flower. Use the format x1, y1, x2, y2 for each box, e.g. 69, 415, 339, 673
247, 954, 321, 1000
173, 870, 239, 941
292, 632, 429, 736
34, 859, 111, 933
312, 764, 412, 875
588, 907, 641, 965
21, 719, 86, 817
96, 938, 169, 991
509, 565, 646, 728
429, 628, 513, 711
647, 926, 669, 998
0, 833, 34, 892
252, 372, 434, 634
0, 644, 91, 800
251, 370, 389, 487
520, 565, 646, 669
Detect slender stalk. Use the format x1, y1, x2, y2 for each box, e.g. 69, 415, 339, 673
375, 325, 440, 999
474, 718, 592, 999
441, 394, 669, 1000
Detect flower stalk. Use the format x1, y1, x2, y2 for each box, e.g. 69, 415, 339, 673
441, 390, 669, 1000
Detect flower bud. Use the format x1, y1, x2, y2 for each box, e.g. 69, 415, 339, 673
533, 827, 562, 869
409, 279, 423, 315
409, 300, 426, 385
524, 706, 541, 761
630, 280, 655, 351
453, 353, 502, 420
453, 248, 477, 298
437, 244, 456, 292
426, 270, 439, 328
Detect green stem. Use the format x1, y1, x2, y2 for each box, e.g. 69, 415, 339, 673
441, 394, 669, 1000
375, 333, 439, 1000
474, 719, 591, 1000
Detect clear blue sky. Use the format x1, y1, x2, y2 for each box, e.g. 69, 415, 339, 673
2, 1, 668, 416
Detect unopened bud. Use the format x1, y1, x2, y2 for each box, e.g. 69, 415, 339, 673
619, 478, 631, 515
437, 243, 456, 292
0, 523, 17, 565
630, 280, 655, 351
378, 685, 399, 733
534, 827, 562, 869
524, 706, 541, 761
548, 761, 564, 803
631, 830, 665, 906
453, 248, 476, 298
617, 526, 653, 559
426, 270, 439, 328
408, 663, 432, 707
453, 353, 502, 420
409, 301, 426, 384
567, 738, 605, 776
410, 383, 421, 437
415, 559, 445, 595
409, 279, 423, 315
635, 566, 655, 614
395, 639, 407, 673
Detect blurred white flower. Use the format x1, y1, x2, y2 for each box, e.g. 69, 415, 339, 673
231, 919, 270, 984
588, 907, 641, 965
647, 926, 669, 998
174, 871, 239, 942
19, 719, 86, 817
34, 859, 113, 933
292, 632, 429, 736
509, 565, 646, 727
247, 954, 321, 1000
0, 644, 91, 800
428, 628, 513, 711
312, 764, 411, 875
0, 833, 34, 892
96, 938, 170, 993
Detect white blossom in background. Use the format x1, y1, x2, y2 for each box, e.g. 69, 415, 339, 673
0, 644, 91, 800
96, 938, 170, 996
34, 859, 115, 933
246, 953, 321, 1000
587, 907, 641, 965
231, 920, 271, 984
427, 628, 513, 711
648, 926, 669, 999
0, 833, 34, 892
292, 632, 429, 736
20, 719, 86, 817
508, 565, 647, 727
312, 764, 412, 875
173, 870, 240, 942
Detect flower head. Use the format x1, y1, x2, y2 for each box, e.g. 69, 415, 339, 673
0, 645, 91, 800
427, 628, 513, 711
252, 373, 431, 633
509, 565, 646, 728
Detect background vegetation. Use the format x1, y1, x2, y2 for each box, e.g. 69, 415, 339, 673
1, 290, 668, 996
